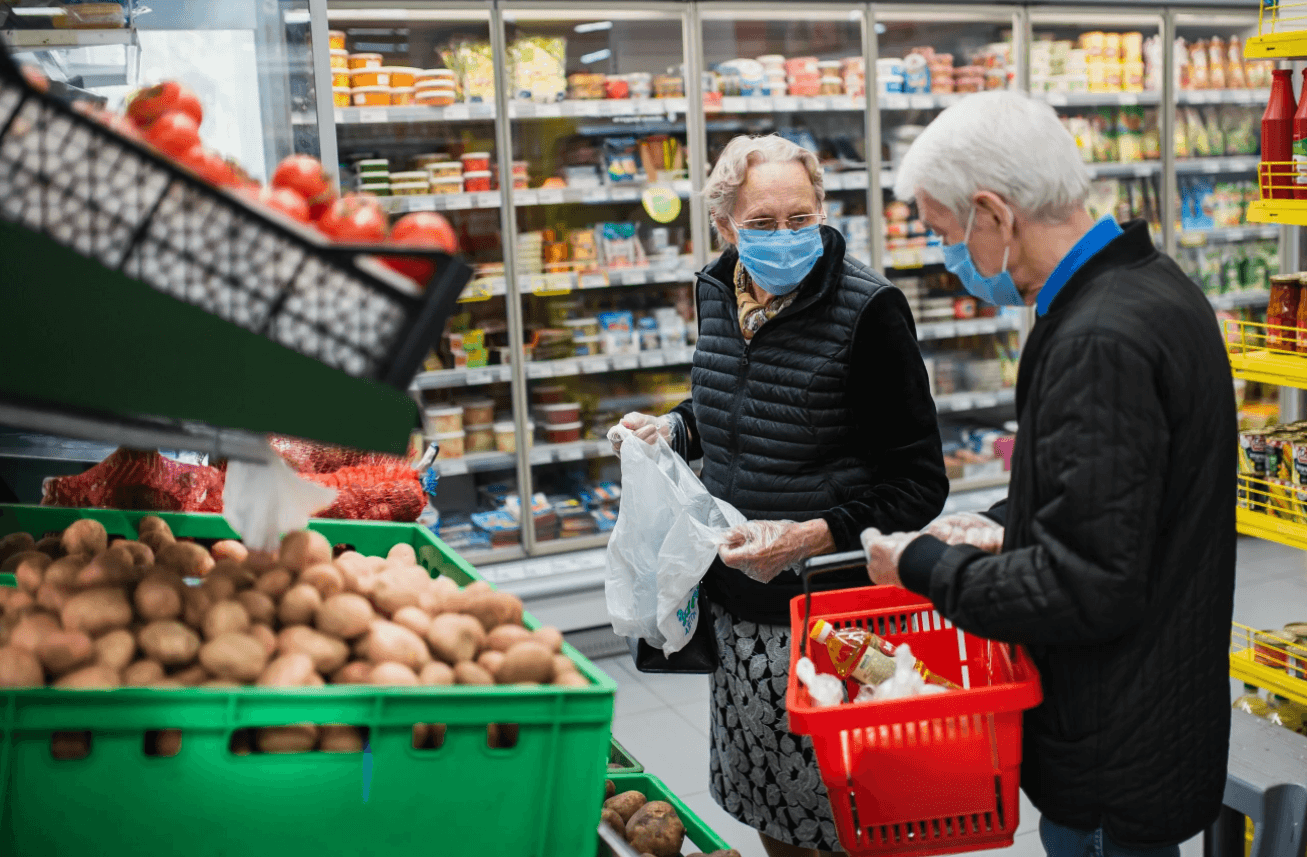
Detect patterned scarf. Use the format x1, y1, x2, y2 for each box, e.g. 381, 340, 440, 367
734, 259, 796, 341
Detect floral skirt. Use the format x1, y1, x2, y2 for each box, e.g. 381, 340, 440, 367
708, 601, 841, 851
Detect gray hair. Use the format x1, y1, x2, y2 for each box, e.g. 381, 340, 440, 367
704, 134, 825, 223
894, 91, 1090, 224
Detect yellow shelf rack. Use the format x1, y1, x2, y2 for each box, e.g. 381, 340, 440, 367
1225, 319, 1307, 389
1248, 0, 1307, 58
1231, 622, 1307, 708
1245, 163, 1307, 226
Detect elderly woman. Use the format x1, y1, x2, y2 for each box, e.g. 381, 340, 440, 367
611, 134, 947, 857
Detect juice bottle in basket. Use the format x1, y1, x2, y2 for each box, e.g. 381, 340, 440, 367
809, 619, 960, 690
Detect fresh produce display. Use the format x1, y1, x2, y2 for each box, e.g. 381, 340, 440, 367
600, 784, 688, 857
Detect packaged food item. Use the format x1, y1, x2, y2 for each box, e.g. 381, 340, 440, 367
461, 151, 491, 172
562, 318, 601, 338
330, 49, 349, 70
419, 156, 458, 173
463, 170, 492, 192
359, 182, 391, 197
538, 402, 581, 425
416, 87, 456, 107
533, 384, 568, 405
351, 68, 391, 88
424, 406, 464, 436
418, 68, 457, 85
441, 40, 496, 102
494, 421, 518, 453
348, 53, 384, 70
809, 619, 958, 689
544, 421, 583, 444
599, 310, 637, 355
654, 75, 684, 98
328, 30, 347, 51
568, 73, 607, 100
431, 177, 463, 195
390, 87, 416, 106
332, 70, 351, 89
332, 87, 351, 108
574, 335, 602, 356
352, 86, 391, 107
390, 182, 427, 197
384, 67, 420, 88
508, 36, 567, 103
434, 431, 466, 459
1269, 273, 1301, 350
460, 398, 495, 426
819, 76, 843, 95
356, 158, 389, 176
605, 76, 630, 100
464, 424, 495, 454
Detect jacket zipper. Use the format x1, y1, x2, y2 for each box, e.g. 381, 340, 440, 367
725, 339, 750, 503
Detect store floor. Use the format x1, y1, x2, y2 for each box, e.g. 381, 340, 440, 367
594, 535, 1307, 857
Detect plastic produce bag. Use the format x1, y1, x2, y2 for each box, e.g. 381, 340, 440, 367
605, 427, 745, 655
222, 441, 337, 552
853, 642, 950, 702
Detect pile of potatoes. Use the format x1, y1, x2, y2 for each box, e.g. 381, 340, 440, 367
0, 518, 584, 694
601, 780, 740, 857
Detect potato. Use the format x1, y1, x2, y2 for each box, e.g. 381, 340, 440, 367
200, 678, 240, 688
210, 540, 248, 564
200, 566, 241, 602
392, 606, 431, 638
487, 624, 533, 653
144, 729, 183, 757
605, 791, 648, 824
40, 555, 84, 591
331, 661, 373, 684
626, 801, 685, 857
149, 678, 184, 688
464, 580, 494, 597
182, 586, 213, 629
533, 626, 564, 654
202, 601, 250, 641
257, 653, 317, 687
453, 661, 495, 686
8, 612, 59, 652
35, 581, 72, 615
51, 730, 91, 759
137, 620, 201, 668
0, 532, 36, 567
477, 650, 505, 677
243, 550, 279, 573
552, 654, 578, 680
199, 632, 268, 682
1, 590, 33, 620
236, 590, 276, 626
61, 519, 108, 557
33, 535, 65, 560
134, 572, 184, 622
498, 642, 555, 685
122, 659, 165, 685
357, 620, 429, 670
369, 662, 419, 685
420, 575, 461, 613
319, 724, 365, 753
313, 593, 371, 641
277, 626, 348, 674
136, 516, 171, 536
418, 661, 455, 686
55, 665, 120, 689
487, 723, 519, 748
385, 543, 417, 565
278, 583, 322, 627
75, 545, 136, 589
169, 663, 209, 687
255, 568, 293, 600
62, 587, 132, 637
12, 551, 51, 593
115, 540, 153, 568
554, 671, 589, 688
0, 645, 44, 686
464, 590, 525, 633
92, 629, 135, 672
426, 613, 485, 665
156, 541, 214, 578
248, 623, 277, 657
279, 530, 331, 573
606, 779, 617, 800
601, 808, 627, 841
297, 563, 342, 599
257, 724, 318, 754
411, 723, 431, 749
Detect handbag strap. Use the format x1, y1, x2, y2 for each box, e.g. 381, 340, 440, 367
799, 550, 869, 659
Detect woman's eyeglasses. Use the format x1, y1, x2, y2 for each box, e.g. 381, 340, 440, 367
733, 213, 826, 233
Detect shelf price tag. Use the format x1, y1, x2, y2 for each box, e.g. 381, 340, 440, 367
576, 101, 602, 116
359, 108, 388, 124
444, 105, 470, 120
537, 189, 565, 205
527, 363, 555, 379
956, 320, 983, 336
1133, 164, 1155, 177
1045, 93, 1068, 107
774, 97, 799, 112
553, 360, 579, 377
640, 352, 667, 368
333, 108, 345, 124
514, 102, 536, 117
530, 449, 555, 465
623, 270, 650, 285
1202, 161, 1223, 174
445, 195, 473, 210
465, 369, 497, 386
477, 192, 501, 208
558, 446, 586, 462
974, 394, 1000, 409
579, 273, 609, 289
824, 173, 845, 190
613, 355, 640, 371
582, 358, 610, 374
881, 94, 909, 110
721, 97, 747, 113
582, 188, 608, 203
408, 196, 437, 212
613, 187, 640, 202
1117, 94, 1140, 106
460, 281, 494, 302
910, 95, 934, 110
889, 248, 924, 270
536, 104, 562, 118
929, 322, 957, 339
441, 459, 470, 476
844, 171, 868, 189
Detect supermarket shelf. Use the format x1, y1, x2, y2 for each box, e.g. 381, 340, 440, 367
1086, 160, 1163, 179
458, 545, 527, 567
2, 28, 133, 48
515, 181, 692, 207
917, 316, 1020, 341
379, 192, 501, 215
413, 365, 513, 390
1228, 348, 1307, 390
529, 439, 614, 467
712, 95, 863, 114
1236, 505, 1307, 553
525, 346, 696, 381
1229, 621, 1307, 707
1178, 88, 1269, 105
333, 99, 693, 125
532, 533, 611, 556
885, 245, 945, 271
935, 388, 1016, 413
823, 170, 870, 192
949, 473, 1011, 495
334, 104, 496, 124
1084, 156, 1258, 179
1246, 32, 1307, 61
1248, 198, 1307, 227
1179, 226, 1280, 247
1031, 89, 1268, 108
1210, 290, 1271, 311
429, 450, 516, 477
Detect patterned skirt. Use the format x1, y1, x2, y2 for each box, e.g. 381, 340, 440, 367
707, 601, 842, 851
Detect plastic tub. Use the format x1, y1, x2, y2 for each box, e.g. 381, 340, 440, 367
427, 162, 462, 180
461, 151, 491, 172
412, 153, 449, 168
464, 424, 495, 454
544, 421, 583, 444
332, 70, 351, 89
383, 66, 420, 88
430, 177, 463, 195
538, 402, 581, 425
332, 86, 351, 108
352, 86, 391, 107
562, 318, 600, 338
533, 384, 568, 405
328, 30, 346, 51
423, 405, 464, 435
348, 52, 384, 70
351, 68, 393, 88
434, 430, 466, 458
460, 398, 495, 425
416, 88, 456, 107
494, 421, 518, 453
418, 69, 457, 85
356, 158, 389, 175
390, 182, 428, 197
463, 170, 492, 192
390, 171, 428, 184
329, 48, 349, 69
390, 87, 416, 106
359, 182, 391, 197
574, 335, 602, 357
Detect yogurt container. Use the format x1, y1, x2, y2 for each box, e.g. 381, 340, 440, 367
538, 402, 581, 425
430, 177, 463, 195
434, 431, 466, 459
332, 86, 351, 108
382, 66, 420, 88
463, 170, 492, 192
461, 398, 496, 425
352, 86, 391, 107
464, 424, 495, 454
544, 421, 583, 444
348, 52, 384, 70
494, 421, 518, 453
390, 87, 416, 106
330, 49, 349, 70
424, 405, 464, 435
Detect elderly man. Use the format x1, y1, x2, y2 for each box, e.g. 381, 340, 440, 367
862, 91, 1236, 857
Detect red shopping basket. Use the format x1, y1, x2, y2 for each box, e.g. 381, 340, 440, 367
786, 552, 1042, 857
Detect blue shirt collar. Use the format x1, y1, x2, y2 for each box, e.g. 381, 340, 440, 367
1036, 215, 1124, 316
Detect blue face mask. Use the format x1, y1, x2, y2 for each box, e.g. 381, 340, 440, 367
732, 221, 824, 296
942, 206, 1024, 307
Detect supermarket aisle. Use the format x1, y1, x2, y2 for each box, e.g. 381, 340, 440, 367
599, 534, 1305, 857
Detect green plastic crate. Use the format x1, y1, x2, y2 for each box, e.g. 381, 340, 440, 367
605, 773, 733, 854
0, 505, 617, 857
608, 737, 643, 773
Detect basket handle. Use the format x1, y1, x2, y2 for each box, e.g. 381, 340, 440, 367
799, 550, 868, 659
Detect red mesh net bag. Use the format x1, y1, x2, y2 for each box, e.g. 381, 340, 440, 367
268, 435, 404, 474
270, 438, 425, 522
42, 448, 226, 512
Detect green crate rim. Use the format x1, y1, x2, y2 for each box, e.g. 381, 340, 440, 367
608, 736, 643, 773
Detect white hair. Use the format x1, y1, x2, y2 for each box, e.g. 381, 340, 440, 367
704, 134, 824, 225
893, 91, 1090, 224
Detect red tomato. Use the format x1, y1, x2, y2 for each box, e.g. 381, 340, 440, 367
144, 111, 201, 159
317, 194, 388, 243
127, 81, 203, 129
272, 154, 335, 213
19, 64, 49, 93
256, 186, 311, 223
380, 212, 459, 283
177, 146, 241, 188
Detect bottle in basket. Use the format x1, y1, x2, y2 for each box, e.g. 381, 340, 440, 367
809, 619, 959, 690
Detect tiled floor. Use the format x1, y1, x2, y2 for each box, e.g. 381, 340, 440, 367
596, 535, 1306, 857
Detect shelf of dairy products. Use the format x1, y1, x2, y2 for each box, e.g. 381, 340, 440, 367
711, 95, 864, 114
332, 98, 690, 125
515, 180, 692, 207
935, 388, 1016, 414
1180, 225, 1280, 247
425, 438, 618, 477
379, 192, 502, 214
1027, 89, 1269, 108
412, 344, 697, 391
454, 264, 698, 303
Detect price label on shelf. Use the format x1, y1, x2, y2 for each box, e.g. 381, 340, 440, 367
1133, 164, 1155, 177
465, 369, 496, 386
460, 281, 493, 302
514, 102, 536, 117
929, 322, 957, 339
359, 108, 388, 124
527, 363, 555, 379
1202, 161, 1223, 174
909, 95, 935, 110
974, 394, 1000, 409
515, 190, 538, 206
623, 270, 650, 285
881, 94, 910, 110
889, 248, 924, 270
955, 320, 983, 336
536, 104, 562, 118
445, 195, 473, 210
582, 358, 609, 374
824, 173, 845, 191
477, 192, 501, 208
444, 105, 470, 120
553, 360, 579, 377
773, 97, 799, 112
721, 97, 747, 113
441, 459, 470, 476
333, 108, 345, 124
1117, 94, 1140, 106
582, 188, 609, 203
844, 171, 868, 189
640, 352, 667, 368
613, 187, 640, 202
1045, 93, 1068, 107
537, 189, 565, 205
579, 273, 609, 289
407, 197, 436, 212
613, 355, 640, 371
558, 446, 586, 462
638, 100, 665, 115
529, 449, 555, 465
576, 101, 602, 116
597, 100, 620, 116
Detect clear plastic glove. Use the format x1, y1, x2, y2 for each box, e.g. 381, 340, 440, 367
607, 412, 671, 454
923, 511, 1005, 554
717, 519, 804, 583
861, 528, 920, 588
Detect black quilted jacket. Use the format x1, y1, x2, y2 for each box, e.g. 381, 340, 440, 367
673, 227, 947, 625
899, 221, 1237, 847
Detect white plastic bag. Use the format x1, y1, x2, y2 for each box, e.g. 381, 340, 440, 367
853, 643, 950, 702
605, 427, 745, 655
222, 441, 338, 552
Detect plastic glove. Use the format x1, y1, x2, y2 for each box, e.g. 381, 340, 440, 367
717, 519, 804, 583
860, 528, 920, 588
923, 511, 1005, 554
607, 412, 672, 454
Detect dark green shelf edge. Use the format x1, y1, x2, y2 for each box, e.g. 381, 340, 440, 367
0, 219, 418, 455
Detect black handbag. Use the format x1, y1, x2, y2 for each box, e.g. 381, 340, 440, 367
628, 586, 718, 674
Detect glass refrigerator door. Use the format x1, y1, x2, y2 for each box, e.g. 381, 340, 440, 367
875, 5, 1022, 511
501, 5, 693, 556
319, 3, 513, 564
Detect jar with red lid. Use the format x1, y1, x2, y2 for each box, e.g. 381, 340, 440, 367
1268, 273, 1301, 351
461, 152, 491, 172
463, 171, 492, 192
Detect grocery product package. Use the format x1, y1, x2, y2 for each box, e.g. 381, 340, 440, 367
605, 427, 745, 655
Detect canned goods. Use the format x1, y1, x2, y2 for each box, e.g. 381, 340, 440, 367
1268, 274, 1301, 351
1239, 430, 1270, 512
1253, 629, 1297, 671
